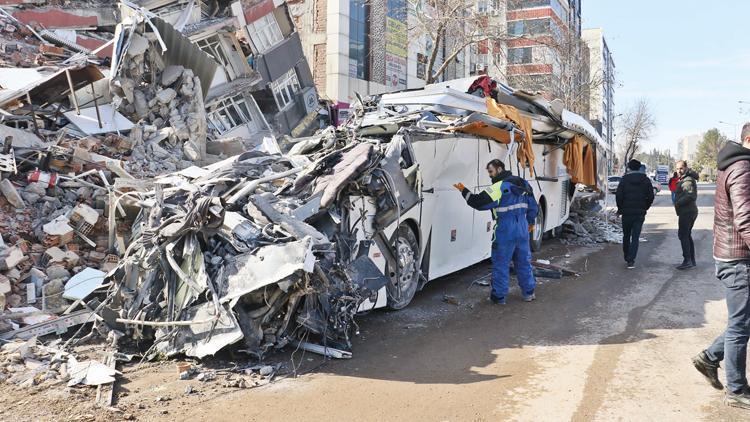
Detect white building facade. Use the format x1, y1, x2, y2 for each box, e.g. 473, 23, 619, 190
582, 28, 615, 153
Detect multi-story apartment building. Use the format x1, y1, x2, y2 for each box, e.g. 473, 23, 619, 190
505, 0, 584, 109
232, 0, 321, 135
290, 0, 504, 122
582, 28, 615, 151
289, 0, 425, 121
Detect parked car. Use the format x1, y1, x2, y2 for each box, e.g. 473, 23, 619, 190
608, 176, 621, 193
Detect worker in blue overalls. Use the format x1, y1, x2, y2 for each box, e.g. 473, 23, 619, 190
454, 159, 539, 304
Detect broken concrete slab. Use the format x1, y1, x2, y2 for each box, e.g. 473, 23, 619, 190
0, 179, 25, 209
0, 125, 47, 149
1, 246, 26, 270
67, 356, 119, 386
63, 104, 135, 135
161, 65, 184, 86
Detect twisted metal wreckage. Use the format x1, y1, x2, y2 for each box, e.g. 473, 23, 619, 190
102, 136, 412, 359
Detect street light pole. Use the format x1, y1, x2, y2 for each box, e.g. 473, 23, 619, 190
719, 120, 738, 141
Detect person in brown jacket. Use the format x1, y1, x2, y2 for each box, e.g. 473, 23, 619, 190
692, 122, 750, 409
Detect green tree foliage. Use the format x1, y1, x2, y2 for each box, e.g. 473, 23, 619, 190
694, 128, 728, 173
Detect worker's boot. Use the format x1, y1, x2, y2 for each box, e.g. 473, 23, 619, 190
692, 351, 723, 390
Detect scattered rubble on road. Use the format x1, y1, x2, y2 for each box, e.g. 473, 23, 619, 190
561, 193, 622, 245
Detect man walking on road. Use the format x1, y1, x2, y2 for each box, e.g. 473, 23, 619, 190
616, 159, 655, 269
674, 160, 699, 269
693, 123, 750, 409
454, 159, 539, 305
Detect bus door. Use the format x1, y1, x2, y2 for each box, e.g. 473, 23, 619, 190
427, 136, 480, 279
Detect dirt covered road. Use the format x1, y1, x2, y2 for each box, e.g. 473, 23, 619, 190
3, 185, 746, 421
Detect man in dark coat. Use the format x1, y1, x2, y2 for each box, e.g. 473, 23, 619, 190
615, 159, 655, 268
674, 160, 699, 269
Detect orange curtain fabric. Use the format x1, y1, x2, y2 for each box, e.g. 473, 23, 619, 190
564, 135, 585, 184
582, 143, 597, 187
485, 98, 535, 170
452, 121, 513, 144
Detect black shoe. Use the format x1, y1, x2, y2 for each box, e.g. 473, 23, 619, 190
692, 351, 723, 390
627, 261, 635, 269
725, 386, 750, 410
677, 261, 696, 270
490, 296, 506, 305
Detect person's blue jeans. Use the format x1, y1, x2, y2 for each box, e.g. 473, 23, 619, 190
705, 260, 750, 393
621, 214, 645, 263
671, 191, 676, 204
490, 235, 536, 301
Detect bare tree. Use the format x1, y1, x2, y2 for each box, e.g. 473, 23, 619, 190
408, 0, 507, 84
618, 99, 656, 164
498, 29, 609, 117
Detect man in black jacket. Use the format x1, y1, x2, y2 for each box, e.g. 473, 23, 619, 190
674, 160, 699, 269
616, 159, 655, 268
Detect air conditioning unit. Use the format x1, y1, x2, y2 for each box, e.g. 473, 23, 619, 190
297, 87, 319, 114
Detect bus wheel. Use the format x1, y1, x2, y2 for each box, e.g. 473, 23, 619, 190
530, 206, 545, 252
386, 224, 419, 310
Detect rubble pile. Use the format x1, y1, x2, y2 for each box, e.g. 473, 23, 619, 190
562, 194, 622, 245
0, 337, 118, 390
110, 18, 209, 177
0, 10, 50, 68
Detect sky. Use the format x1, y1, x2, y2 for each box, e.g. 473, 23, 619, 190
583, 0, 750, 154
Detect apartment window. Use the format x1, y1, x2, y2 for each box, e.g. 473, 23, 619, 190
508, 18, 554, 37
508, 47, 532, 64
247, 14, 284, 53
508, 0, 565, 21
271, 68, 301, 109
207, 95, 256, 135
349, 0, 368, 80
477, 0, 488, 13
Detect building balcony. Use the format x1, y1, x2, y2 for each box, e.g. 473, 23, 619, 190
254, 32, 305, 84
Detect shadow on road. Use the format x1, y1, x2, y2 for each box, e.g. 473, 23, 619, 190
303, 185, 723, 386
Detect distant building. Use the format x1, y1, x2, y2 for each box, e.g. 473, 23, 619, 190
505, 0, 584, 109
582, 28, 615, 152
289, 0, 426, 122
677, 134, 701, 163
290, 0, 512, 123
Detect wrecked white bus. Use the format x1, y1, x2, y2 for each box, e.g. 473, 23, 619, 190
335, 77, 605, 310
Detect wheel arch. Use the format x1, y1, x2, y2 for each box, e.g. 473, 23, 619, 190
537, 195, 548, 231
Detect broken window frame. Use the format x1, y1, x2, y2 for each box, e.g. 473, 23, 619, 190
206, 94, 257, 135
247, 14, 284, 54
270, 68, 301, 110
195, 35, 237, 81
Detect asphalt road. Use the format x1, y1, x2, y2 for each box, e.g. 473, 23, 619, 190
146, 184, 746, 421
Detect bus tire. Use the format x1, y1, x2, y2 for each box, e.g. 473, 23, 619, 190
386, 224, 420, 310
530, 205, 545, 252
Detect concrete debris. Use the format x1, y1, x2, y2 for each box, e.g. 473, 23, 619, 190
561, 195, 622, 246
0, 179, 25, 209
